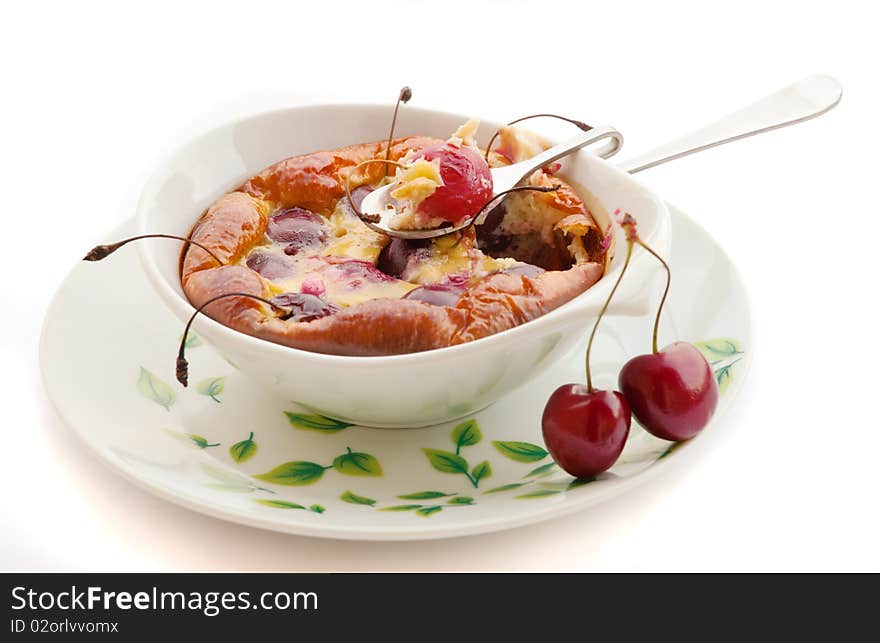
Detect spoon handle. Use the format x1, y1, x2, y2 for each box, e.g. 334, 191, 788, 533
616, 75, 842, 174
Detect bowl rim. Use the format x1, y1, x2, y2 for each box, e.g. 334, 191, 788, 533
136, 102, 670, 366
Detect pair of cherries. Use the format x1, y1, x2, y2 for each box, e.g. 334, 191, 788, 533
542, 214, 719, 478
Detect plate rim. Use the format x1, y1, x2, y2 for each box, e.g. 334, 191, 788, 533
39, 202, 754, 541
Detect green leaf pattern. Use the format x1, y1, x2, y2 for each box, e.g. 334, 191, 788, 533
229, 432, 257, 463
255, 461, 327, 486
492, 441, 549, 462
471, 461, 492, 483
196, 376, 226, 403
153, 336, 743, 517
181, 333, 203, 349
256, 447, 382, 488
340, 491, 377, 506
284, 412, 354, 433
695, 337, 744, 395
451, 419, 481, 452
188, 434, 219, 449
332, 448, 383, 477
136, 367, 175, 410
423, 449, 469, 475
397, 491, 453, 500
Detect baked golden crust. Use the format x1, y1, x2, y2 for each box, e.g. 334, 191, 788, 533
181, 136, 606, 356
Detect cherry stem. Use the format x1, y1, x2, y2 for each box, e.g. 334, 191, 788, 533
484, 113, 592, 163
634, 239, 671, 354
384, 86, 412, 178
585, 239, 634, 393
344, 158, 408, 224
83, 234, 223, 265
176, 292, 291, 387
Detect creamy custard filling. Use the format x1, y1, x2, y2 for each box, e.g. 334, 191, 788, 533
238, 196, 516, 309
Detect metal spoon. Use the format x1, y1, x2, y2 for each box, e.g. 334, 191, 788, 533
358, 74, 841, 239
358, 125, 624, 240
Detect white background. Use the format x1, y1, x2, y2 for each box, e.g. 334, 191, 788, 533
2, 0, 878, 571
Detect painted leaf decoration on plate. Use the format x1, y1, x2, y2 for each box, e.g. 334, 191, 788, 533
416, 506, 443, 517
693, 337, 744, 394
422, 449, 469, 475
201, 463, 266, 493
196, 376, 226, 402
332, 449, 383, 477
538, 480, 575, 490
397, 491, 452, 500
713, 359, 742, 394
660, 441, 685, 459
471, 460, 492, 483
492, 441, 549, 462
525, 462, 558, 478
256, 499, 306, 510
340, 491, 377, 506
515, 489, 561, 499
188, 434, 219, 449
451, 419, 482, 449
181, 332, 203, 348
284, 412, 354, 433
229, 433, 257, 463
380, 504, 423, 512
310, 505, 326, 514
694, 338, 743, 359
483, 482, 529, 494
136, 366, 176, 410
447, 496, 474, 505
255, 461, 326, 486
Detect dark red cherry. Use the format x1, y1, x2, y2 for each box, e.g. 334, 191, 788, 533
245, 252, 294, 280
269, 292, 340, 322
403, 283, 464, 307
266, 207, 327, 251
542, 385, 631, 478
377, 238, 428, 277
328, 259, 397, 288
282, 230, 326, 256
412, 143, 493, 223
618, 341, 718, 441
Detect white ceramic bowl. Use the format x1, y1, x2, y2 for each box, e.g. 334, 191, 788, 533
137, 104, 671, 428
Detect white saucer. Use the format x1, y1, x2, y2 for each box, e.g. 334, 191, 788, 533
40, 204, 751, 540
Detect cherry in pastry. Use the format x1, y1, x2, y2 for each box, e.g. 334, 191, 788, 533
266, 207, 327, 255
411, 143, 494, 224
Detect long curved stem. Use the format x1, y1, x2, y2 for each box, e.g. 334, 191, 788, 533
83, 234, 223, 265
586, 240, 633, 392
634, 239, 671, 354
384, 86, 412, 177
176, 292, 291, 386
